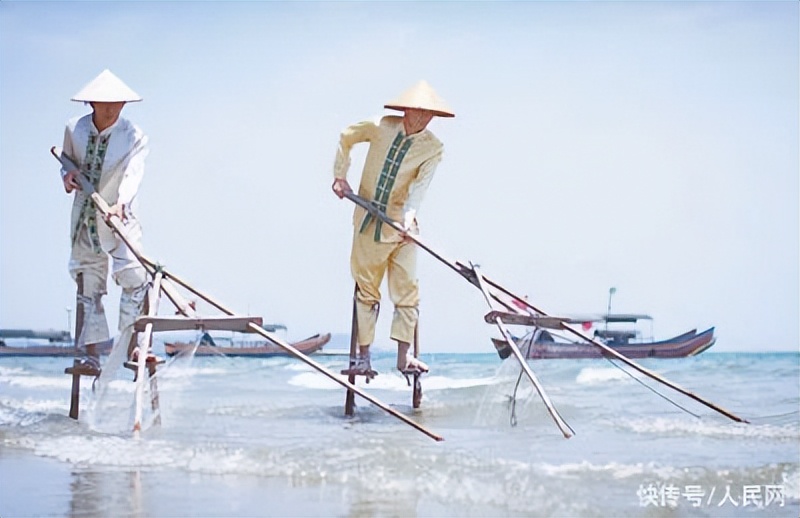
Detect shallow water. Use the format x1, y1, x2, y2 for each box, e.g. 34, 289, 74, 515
1, 349, 798, 517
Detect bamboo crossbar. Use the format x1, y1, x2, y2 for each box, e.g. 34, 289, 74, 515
133, 315, 263, 333
483, 311, 569, 329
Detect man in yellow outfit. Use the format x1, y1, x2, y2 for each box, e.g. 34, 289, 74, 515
332, 80, 454, 375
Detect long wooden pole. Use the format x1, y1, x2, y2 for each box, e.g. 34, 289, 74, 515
343, 192, 749, 424
51, 148, 443, 441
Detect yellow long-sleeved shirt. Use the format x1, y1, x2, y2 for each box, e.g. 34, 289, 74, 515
334, 115, 443, 242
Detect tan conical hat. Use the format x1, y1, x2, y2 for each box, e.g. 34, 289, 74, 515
71, 69, 142, 103
384, 80, 454, 118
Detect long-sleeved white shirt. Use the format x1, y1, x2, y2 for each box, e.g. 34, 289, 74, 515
62, 113, 148, 250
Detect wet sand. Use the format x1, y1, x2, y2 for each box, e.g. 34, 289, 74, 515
0, 446, 457, 518
0, 447, 347, 518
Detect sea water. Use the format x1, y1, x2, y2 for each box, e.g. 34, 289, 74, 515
1, 348, 797, 517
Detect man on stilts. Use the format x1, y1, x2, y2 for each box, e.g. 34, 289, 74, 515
331, 80, 455, 376
59, 69, 151, 374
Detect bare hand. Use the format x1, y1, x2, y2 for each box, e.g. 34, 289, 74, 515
63, 170, 80, 193
331, 178, 352, 199
400, 226, 421, 243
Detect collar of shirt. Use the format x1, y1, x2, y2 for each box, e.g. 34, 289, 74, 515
90, 118, 122, 136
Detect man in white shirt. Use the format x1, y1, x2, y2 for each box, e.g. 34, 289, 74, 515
59, 69, 149, 372
332, 80, 454, 375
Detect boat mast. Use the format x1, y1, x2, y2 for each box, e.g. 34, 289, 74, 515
605, 287, 616, 334
66, 308, 72, 341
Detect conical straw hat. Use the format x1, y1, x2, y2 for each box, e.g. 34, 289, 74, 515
71, 69, 142, 103
384, 80, 454, 118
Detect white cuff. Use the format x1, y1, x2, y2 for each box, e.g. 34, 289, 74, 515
402, 209, 416, 231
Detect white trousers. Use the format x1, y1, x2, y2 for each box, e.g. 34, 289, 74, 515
68, 223, 148, 346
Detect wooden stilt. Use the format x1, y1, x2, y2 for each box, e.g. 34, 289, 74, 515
75, 272, 85, 348
148, 361, 161, 427
132, 272, 163, 437
412, 322, 422, 409
67, 363, 81, 419
344, 286, 358, 417
66, 272, 85, 420
341, 284, 380, 414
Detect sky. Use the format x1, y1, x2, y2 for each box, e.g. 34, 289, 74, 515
0, 1, 797, 354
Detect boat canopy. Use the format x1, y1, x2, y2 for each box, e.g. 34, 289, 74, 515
0, 329, 71, 342
602, 314, 653, 323
565, 314, 653, 324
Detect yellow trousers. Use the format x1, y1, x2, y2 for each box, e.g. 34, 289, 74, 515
350, 227, 419, 346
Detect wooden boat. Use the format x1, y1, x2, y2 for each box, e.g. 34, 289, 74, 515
0, 329, 113, 357
491, 314, 716, 360
164, 332, 331, 358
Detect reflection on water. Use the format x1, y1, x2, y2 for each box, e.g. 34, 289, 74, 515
68, 470, 144, 518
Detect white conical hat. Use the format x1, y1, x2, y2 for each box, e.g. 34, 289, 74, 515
71, 69, 142, 103
384, 80, 454, 118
